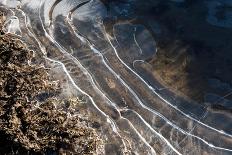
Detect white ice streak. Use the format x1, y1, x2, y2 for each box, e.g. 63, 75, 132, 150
133, 27, 143, 55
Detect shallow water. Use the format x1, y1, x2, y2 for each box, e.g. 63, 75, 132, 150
1, 0, 232, 154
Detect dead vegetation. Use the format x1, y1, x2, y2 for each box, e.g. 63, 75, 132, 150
0, 10, 102, 155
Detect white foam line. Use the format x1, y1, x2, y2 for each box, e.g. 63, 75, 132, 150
109, 25, 232, 138
5, 16, 21, 34
104, 28, 232, 152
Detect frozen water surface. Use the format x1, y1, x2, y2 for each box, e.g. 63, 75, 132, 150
1, 0, 232, 154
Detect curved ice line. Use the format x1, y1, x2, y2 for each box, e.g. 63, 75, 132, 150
132, 60, 144, 68
66, 11, 232, 151
48, 0, 62, 26
110, 25, 232, 138
15, 8, 47, 55
67, 0, 90, 20
5, 16, 22, 34
133, 27, 143, 55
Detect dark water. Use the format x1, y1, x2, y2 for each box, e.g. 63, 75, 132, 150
1, 0, 232, 154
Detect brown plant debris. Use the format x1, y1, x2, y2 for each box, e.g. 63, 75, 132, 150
0, 11, 102, 155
